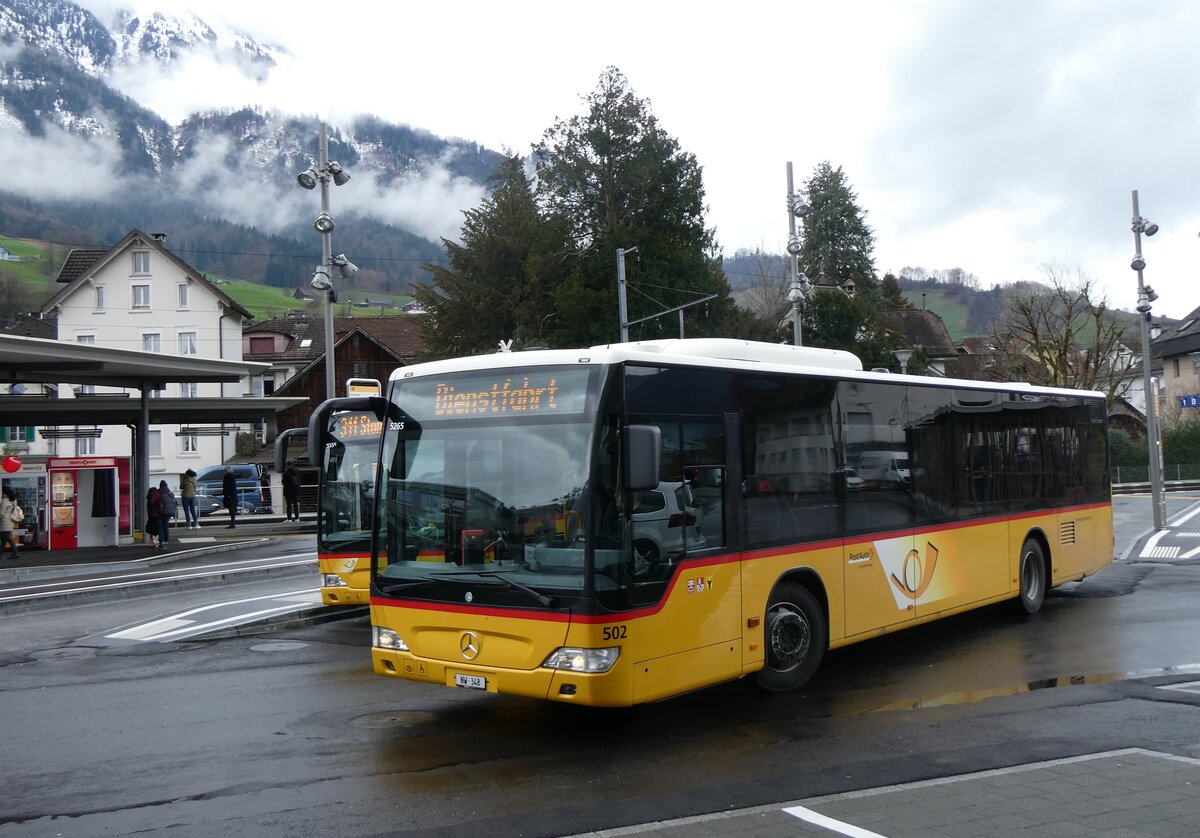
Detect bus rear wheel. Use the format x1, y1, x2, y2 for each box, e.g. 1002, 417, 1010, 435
1018, 537, 1047, 614
757, 582, 826, 693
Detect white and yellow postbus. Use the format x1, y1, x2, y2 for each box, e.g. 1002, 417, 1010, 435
307, 339, 1113, 706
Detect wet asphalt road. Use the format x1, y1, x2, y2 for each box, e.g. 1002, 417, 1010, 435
2, 496, 1200, 836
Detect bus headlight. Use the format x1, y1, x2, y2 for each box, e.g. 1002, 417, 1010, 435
373, 626, 408, 652
322, 574, 348, 587
542, 647, 619, 673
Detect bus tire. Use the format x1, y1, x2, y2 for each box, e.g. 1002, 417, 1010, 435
1017, 537, 1046, 614
757, 582, 826, 693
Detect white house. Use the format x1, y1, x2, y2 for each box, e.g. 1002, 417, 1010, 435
37, 230, 254, 484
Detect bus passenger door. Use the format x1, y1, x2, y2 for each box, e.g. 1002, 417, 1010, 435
841, 380, 915, 637
626, 417, 741, 703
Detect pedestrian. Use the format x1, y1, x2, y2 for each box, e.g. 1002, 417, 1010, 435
1, 487, 22, 560
145, 483, 162, 548
180, 468, 199, 529
283, 463, 301, 522
222, 466, 238, 529
158, 480, 176, 547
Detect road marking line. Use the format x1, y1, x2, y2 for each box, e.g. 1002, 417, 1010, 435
108, 617, 195, 640
0, 558, 315, 603
782, 805, 888, 837
1169, 505, 1200, 527
1140, 528, 1170, 558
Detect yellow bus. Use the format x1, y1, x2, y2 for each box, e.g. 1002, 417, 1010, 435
308, 338, 1113, 706
307, 405, 382, 605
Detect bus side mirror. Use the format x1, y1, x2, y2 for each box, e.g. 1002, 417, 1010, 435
624, 424, 661, 491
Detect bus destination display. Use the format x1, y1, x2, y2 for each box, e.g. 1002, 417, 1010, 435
335, 413, 383, 440
421, 369, 590, 418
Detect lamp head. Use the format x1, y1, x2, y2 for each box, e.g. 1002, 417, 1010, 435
310, 268, 333, 291
332, 254, 358, 279
1143, 221, 1159, 237
296, 168, 319, 190
314, 212, 335, 234
785, 235, 803, 256
1130, 254, 1146, 272
789, 195, 810, 218
327, 161, 350, 187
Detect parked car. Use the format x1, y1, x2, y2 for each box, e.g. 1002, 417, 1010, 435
193, 464, 270, 513
631, 481, 706, 564
835, 467, 865, 491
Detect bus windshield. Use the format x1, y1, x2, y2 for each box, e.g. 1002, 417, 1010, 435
375, 366, 605, 601
319, 411, 382, 554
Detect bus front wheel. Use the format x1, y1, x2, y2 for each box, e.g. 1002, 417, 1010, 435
1017, 537, 1047, 614
757, 582, 826, 693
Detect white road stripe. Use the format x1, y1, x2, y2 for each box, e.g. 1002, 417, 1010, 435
105, 589, 321, 642
1140, 528, 1170, 558
0, 556, 315, 603
783, 806, 888, 837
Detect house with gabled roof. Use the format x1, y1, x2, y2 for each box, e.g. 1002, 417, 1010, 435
34, 229, 255, 480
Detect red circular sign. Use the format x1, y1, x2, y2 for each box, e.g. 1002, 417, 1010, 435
2, 455, 21, 473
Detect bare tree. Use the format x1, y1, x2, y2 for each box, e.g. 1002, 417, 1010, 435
988, 266, 1137, 402
736, 249, 791, 328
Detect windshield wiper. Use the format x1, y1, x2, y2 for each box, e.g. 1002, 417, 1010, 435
435, 569, 557, 608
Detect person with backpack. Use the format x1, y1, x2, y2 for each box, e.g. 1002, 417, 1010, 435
1, 487, 22, 560
158, 479, 177, 546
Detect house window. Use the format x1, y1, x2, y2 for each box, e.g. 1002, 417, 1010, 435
249, 375, 264, 397
75, 434, 96, 456
76, 335, 95, 395
178, 283, 189, 309
248, 336, 274, 354
264, 376, 276, 396
132, 284, 150, 309
148, 430, 162, 458
132, 251, 150, 274
94, 285, 105, 311
143, 333, 161, 352
178, 332, 197, 355
1173, 358, 1181, 377
180, 382, 198, 398
181, 434, 199, 454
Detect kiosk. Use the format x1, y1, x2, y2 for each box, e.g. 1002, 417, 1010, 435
45, 456, 132, 550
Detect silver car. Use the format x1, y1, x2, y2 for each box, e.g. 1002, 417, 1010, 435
631, 482, 707, 564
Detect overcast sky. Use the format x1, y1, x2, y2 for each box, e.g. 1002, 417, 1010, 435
75, 0, 1200, 319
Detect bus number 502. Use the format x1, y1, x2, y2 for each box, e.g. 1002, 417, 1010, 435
602, 626, 627, 641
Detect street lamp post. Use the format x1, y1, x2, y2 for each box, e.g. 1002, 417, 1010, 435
297, 122, 356, 400
1130, 189, 1164, 530
785, 162, 810, 346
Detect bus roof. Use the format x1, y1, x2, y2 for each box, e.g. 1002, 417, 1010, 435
388, 339, 1105, 401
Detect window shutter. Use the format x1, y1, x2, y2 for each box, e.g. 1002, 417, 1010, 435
25, 426, 35, 442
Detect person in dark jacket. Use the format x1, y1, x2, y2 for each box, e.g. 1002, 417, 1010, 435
283, 464, 301, 522
222, 466, 238, 529
145, 485, 162, 548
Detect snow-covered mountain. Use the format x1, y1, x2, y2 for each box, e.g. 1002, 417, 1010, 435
0, 0, 504, 289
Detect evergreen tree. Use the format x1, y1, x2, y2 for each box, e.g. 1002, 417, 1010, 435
414, 156, 564, 358
798, 162, 878, 299
794, 162, 896, 365
533, 67, 738, 346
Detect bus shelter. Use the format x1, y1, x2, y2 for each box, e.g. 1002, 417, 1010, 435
0, 334, 306, 545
